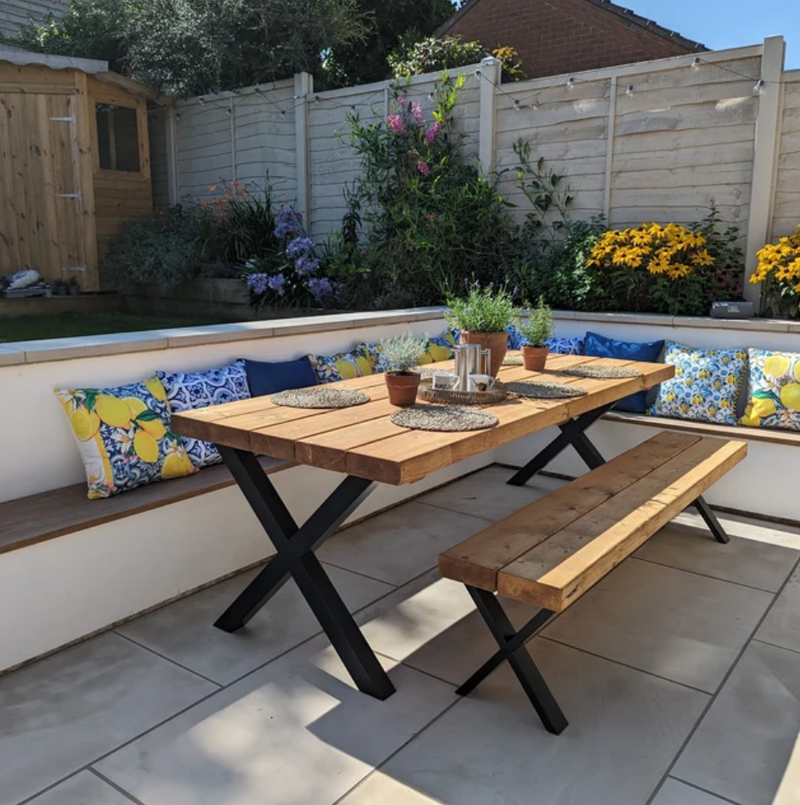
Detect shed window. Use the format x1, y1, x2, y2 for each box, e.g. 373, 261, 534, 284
96, 104, 140, 172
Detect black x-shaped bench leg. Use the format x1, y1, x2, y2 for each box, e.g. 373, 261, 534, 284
214, 446, 396, 701
505, 404, 729, 544
458, 586, 567, 734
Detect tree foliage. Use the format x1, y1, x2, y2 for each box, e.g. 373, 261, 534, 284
324, 0, 455, 87
13, 0, 370, 96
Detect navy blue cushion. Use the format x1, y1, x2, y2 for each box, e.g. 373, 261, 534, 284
244, 356, 318, 397
583, 331, 665, 413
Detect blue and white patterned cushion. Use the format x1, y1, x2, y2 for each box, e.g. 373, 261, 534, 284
156, 360, 251, 468
649, 342, 747, 426
506, 325, 583, 355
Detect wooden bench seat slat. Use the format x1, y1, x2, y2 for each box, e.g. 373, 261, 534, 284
437, 430, 702, 591
0, 456, 291, 555
497, 437, 747, 610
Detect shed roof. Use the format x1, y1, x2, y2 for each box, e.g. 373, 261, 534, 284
0, 46, 169, 103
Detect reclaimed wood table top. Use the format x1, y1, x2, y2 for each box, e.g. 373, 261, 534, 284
171, 354, 674, 486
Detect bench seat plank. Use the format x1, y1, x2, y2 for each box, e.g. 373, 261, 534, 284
437, 431, 702, 592
498, 437, 747, 610
0, 456, 291, 555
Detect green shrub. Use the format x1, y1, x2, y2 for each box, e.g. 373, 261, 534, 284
445, 283, 518, 333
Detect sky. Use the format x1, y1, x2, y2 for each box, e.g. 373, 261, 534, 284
618, 0, 799, 68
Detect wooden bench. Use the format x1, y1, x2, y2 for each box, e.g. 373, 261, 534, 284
438, 431, 748, 734
0, 456, 290, 556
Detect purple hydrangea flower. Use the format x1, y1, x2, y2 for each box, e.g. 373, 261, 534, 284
267, 273, 286, 296
308, 277, 335, 302
246, 272, 269, 295
274, 205, 303, 238
295, 254, 320, 276
286, 236, 314, 259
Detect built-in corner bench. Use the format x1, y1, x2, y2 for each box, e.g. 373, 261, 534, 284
0, 457, 291, 556
439, 432, 747, 734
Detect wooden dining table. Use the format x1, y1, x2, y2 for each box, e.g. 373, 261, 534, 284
171, 353, 674, 701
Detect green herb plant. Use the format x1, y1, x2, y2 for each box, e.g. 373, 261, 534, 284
380, 332, 428, 374
519, 296, 554, 346
445, 283, 519, 333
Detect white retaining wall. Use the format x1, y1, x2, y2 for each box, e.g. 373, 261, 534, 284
3, 309, 800, 672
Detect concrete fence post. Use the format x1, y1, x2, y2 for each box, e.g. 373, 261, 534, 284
165, 106, 180, 204
294, 71, 313, 226
744, 35, 786, 304
478, 56, 501, 176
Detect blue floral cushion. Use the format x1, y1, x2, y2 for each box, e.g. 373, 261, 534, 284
649, 342, 747, 425
506, 326, 584, 355
156, 360, 251, 468
741, 349, 800, 431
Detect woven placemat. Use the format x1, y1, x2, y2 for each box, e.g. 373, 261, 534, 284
270, 388, 370, 409
502, 355, 524, 366
506, 380, 588, 399
561, 364, 643, 380
390, 405, 498, 432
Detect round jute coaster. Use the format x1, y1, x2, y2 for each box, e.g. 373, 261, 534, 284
505, 380, 588, 399
390, 405, 498, 432
502, 355, 524, 366
561, 364, 643, 380
270, 388, 370, 409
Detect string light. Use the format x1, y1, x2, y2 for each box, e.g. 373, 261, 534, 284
225, 107, 232, 117
513, 99, 521, 112
566, 77, 575, 90
197, 97, 206, 105
691, 56, 701, 71
625, 84, 635, 96
753, 79, 765, 95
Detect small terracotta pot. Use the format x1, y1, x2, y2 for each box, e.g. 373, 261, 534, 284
522, 345, 549, 371
460, 331, 508, 378
386, 372, 420, 406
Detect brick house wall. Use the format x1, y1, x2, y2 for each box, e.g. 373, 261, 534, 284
440, 0, 704, 78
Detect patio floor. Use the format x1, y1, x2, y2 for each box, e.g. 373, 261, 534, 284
4, 465, 800, 805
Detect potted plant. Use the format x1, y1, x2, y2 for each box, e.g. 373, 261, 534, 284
52, 279, 68, 297
380, 332, 428, 406
519, 296, 554, 371
446, 284, 518, 377
67, 277, 80, 296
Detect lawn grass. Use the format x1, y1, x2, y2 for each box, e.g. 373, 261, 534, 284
0, 313, 232, 344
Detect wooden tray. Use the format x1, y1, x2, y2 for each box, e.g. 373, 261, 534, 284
417, 378, 507, 406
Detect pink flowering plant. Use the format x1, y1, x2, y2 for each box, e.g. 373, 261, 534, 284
343, 73, 515, 307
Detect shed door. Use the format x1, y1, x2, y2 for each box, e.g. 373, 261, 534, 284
0, 93, 85, 281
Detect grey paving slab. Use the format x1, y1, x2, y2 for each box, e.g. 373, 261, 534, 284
0, 634, 215, 805
651, 778, 733, 805
417, 466, 562, 522
317, 502, 491, 586
544, 558, 773, 692
95, 635, 456, 805
117, 564, 393, 685
636, 522, 799, 593
27, 771, 135, 805
758, 566, 800, 654
674, 641, 800, 805
379, 638, 708, 805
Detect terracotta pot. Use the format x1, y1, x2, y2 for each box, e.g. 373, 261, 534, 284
459, 331, 508, 378
522, 344, 550, 372
386, 372, 420, 406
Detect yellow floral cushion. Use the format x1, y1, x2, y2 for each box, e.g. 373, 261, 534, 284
741, 349, 800, 430
308, 346, 375, 383
56, 376, 196, 499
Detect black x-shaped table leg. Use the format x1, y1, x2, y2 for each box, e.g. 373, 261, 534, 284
214, 446, 396, 700
506, 403, 729, 543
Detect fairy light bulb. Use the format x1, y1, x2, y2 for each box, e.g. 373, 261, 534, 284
753, 79, 765, 96
566, 77, 575, 90
513, 99, 521, 112
625, 85, 634, 97
691, 56, 701, 71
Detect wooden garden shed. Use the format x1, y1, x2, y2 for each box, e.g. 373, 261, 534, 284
0, 48, 167, 292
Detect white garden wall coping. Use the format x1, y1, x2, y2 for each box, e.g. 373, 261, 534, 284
2, 308, 799, 367
0, 308, 450, 365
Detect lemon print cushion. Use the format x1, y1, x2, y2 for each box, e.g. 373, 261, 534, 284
156, 360, 250, 468
420, 330, 459, 364
741, 349, 800, 431
56, 376, 196, 499
308, 346, 375, 384
649, 341, 747, 426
